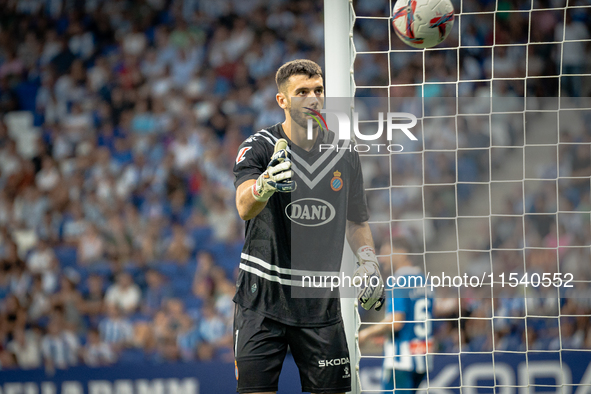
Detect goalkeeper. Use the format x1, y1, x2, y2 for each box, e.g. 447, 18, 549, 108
232, 59, 384, 394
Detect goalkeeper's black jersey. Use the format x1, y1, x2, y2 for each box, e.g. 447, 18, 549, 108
233, 123, 369, 327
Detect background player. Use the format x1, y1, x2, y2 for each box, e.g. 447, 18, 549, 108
232, 59, 385, 394
358, 238, 433, 393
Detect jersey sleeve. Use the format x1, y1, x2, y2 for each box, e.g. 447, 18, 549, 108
233, 138, 268, 188
391, 285, 411, 314
347, 149, 370, 222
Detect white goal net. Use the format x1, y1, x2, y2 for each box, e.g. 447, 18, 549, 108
341, 0, 591, 393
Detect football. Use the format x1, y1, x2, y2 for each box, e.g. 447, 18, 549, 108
392, 0, 455, 49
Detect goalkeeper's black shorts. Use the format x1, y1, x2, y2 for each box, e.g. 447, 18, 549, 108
233, 304, 352, 394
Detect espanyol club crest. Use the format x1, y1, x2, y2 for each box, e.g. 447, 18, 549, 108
330, 170, 343, 191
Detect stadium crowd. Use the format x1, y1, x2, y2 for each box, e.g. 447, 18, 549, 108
0, 0, 590, 371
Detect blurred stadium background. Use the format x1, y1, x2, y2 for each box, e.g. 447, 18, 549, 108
0, 0, 589, 393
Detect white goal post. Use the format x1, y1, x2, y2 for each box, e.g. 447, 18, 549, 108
323, 1, 360, 393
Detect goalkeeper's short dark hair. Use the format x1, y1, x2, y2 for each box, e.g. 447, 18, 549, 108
275, 59, 323, 93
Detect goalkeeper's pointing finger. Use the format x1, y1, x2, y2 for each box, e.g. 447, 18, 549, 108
267, 160, 291, 176
270, 170, 293, 183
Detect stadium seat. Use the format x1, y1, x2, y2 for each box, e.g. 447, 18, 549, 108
157, 262, 179, 278
14, 81, 39, 112
124, 265, 143, 282
172, 277, 193, 297
178, 260, 197, 279
210, 241, 241, 278
190, 227, 213, 251
118, 348, 147, 364
53, 246, 78, 268
88, 261, 113, 277
184, 296, 203, 322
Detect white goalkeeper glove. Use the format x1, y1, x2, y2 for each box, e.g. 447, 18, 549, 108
354, 246, 385, 311
252, 138, 297, 202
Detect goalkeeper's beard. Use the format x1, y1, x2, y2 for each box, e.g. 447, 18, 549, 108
289, 105, 319, 133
